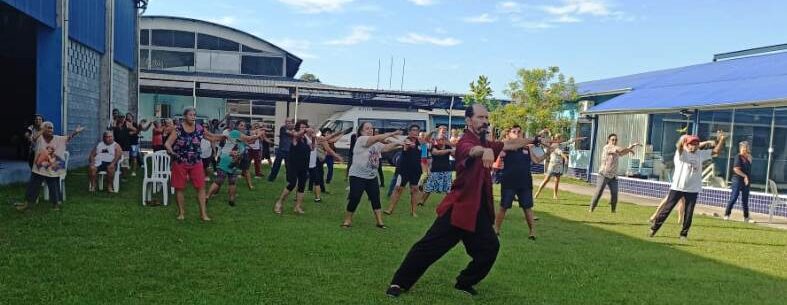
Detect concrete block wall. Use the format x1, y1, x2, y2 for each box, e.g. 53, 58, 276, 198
66, 41, 102, 167
111, 64, 130, 114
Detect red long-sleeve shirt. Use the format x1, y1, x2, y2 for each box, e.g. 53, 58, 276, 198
435, 130, 503, 232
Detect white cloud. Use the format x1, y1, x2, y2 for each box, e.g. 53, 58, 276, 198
397, 33, 461, 46
497, 1, 522, 13
514, 21, 553, 29
207, 16, 237, 26
434, 27, 447, 34
276, 0, 354, 13
463, 13, 497, 23
408, 0, 437, 6
552, 15, 582, 23
543, 0, 613, 17
271, 38, 317, 59
326, 26, 374, 45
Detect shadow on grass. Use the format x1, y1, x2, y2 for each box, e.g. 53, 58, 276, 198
478, 211, 787, 305
0, 168, 785, 305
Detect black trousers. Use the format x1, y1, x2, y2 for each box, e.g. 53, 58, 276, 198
390, 204, 499, 290
346, 176, 381, 212
378, 164, 385, 187
25, 173, 60, 205
651, 190, 698, 237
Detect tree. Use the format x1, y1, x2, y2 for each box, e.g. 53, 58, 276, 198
501, 66, 578, 136
299, 73, 321, 83
464, 75, 499, 111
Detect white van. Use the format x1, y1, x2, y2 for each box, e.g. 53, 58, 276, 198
318, 107, 430, 153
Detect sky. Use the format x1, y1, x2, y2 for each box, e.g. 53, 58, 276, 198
145, 0, 787, 98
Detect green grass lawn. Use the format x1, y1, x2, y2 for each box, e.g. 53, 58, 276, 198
1, 165, 785, 305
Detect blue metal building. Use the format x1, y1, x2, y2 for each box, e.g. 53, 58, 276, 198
0, 0, 140, 184
566, 45, 787, 218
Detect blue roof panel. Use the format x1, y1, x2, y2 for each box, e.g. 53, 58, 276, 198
583, 51, 787, 113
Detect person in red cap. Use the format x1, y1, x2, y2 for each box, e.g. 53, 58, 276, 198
385, 104, 532, 298
650, 131, 726, 240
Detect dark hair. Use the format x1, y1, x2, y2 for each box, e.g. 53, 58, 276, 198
465, 105, 475, 118
183, 106, 196, 116
409, 124, 421, 131
357, 121, 371, 134
295, 120, 308, 131
511, 124, 521, 130
608, 133, 618, 140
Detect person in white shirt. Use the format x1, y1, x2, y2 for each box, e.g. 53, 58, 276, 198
650, 131, 725, 240
88, 131, 123, 192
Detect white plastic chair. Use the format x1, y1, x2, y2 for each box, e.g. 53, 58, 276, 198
43, 151, 69, 202
98, 154, 123, 193
142, 151, 172, 206
767, 179, 787, 223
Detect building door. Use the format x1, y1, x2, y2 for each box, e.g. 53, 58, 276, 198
0, 3, 37, 160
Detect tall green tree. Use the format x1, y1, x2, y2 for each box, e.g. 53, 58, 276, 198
464, 75, 499, 111
501, 66, 578, 136
298, 73, 321, 83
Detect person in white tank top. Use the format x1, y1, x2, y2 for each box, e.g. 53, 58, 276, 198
89, 131, 123, 192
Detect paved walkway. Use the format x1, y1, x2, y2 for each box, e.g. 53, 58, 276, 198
533, 180, 787, 230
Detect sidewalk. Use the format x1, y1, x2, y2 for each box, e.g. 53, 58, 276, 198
534, 180, 787, 230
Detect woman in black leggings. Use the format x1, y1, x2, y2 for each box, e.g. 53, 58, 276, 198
273, 120, 313, 215
341, 122, 402, 228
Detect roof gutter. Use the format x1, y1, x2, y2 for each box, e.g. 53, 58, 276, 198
578, 88, 632, 98
585, 97, 787, 115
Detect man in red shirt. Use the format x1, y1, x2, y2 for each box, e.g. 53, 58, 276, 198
386, 104, 531, 297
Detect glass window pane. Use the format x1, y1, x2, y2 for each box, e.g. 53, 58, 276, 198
140, 29, 149, 45
139, 49, 149, 69
196, 97, 226, 122
769, 108, 787, 189
696, 110, 732, 185
647, 113, 695, 182
732, 108, 774, 191
196, 51, 240, 74
251, 100, 276, 116
198, 33, 240, 51
576, 122, 592, 150
227, 100, 251, 115
150, 50, 195, 71
151, 30, 195, 48
241, 56, 283, 76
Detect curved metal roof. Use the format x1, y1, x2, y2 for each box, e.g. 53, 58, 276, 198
141, 15, 302, 75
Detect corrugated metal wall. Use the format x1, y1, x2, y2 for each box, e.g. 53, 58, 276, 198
36, 23, 63, 133
2, 0, 56, 27
68, 0, 105, 53
113, 0, 136, 69
592, 113, 649, 176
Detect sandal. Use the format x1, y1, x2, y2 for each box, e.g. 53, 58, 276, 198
376, 224, 388, 229
528, 235, 537, 241
383, 210, 392, 215
273, 203, 283, 215
340, 223, 352, 228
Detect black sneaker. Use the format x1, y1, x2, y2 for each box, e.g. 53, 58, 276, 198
386, 285, 403, 298
228, 201, 235, 207
454, 284, 478, 296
